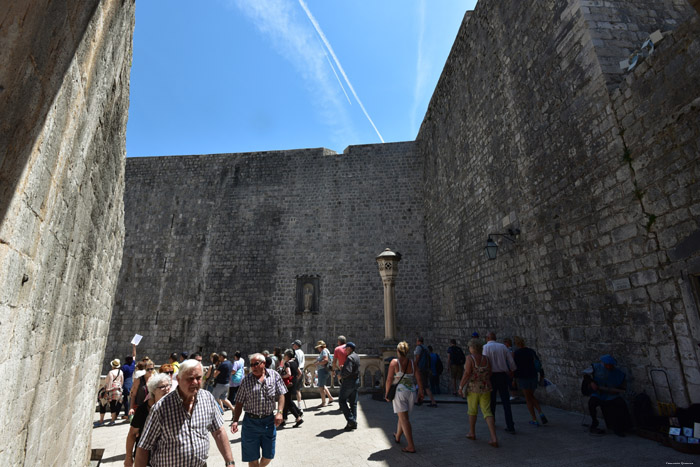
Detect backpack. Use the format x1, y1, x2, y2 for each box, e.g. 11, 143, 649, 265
534, 353, 543, 373
106, 369, 123, 401
418, 345, 430, 370
435, 355, 444, 376
581, 365, 594, 396
451, 346, 466, 366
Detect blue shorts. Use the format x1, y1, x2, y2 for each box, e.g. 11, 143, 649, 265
517, 377, 539, 391
241, 415, 276, 462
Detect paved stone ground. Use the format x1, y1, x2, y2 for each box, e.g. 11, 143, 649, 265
92, 394, 697, 466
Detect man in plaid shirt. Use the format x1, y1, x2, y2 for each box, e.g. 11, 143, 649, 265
230, 353, 287, 466
135, 359, 236, 467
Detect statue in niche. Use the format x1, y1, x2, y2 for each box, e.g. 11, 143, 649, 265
296, 275, 319, 314
303, 283, 314, 312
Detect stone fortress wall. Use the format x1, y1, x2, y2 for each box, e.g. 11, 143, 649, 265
107, 0, 700, 413
105, 143, 432, 366
417, 0, 700, 408
0, 0, 133, 465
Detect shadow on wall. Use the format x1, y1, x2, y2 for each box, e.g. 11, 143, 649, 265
0, 1, 100, 226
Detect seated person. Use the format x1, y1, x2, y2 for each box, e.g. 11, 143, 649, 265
586, 354, 632, 436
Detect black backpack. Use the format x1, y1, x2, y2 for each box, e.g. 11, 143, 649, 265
581, 365, 595, 396
452, 346, 466, 366
436, 355, 444, 376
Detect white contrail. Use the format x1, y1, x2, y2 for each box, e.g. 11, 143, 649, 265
316, 35, 352, 105
411, 0, 428, 136
298, 0, 385, 143
230, 0, 359, 147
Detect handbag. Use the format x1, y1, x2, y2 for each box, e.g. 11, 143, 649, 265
386, 358, 408, 401
386, 382, 399, 401
231, 367, 244, 385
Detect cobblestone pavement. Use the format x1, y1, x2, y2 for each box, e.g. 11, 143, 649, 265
92, 394, 697, 466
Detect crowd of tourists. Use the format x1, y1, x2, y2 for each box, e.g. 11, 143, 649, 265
97, 332, 628, 466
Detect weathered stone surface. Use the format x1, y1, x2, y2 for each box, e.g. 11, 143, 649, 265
0, 0, 133, 465
107, 0, 699, 415
416, 0, 699, 409
106, 143, 431, 366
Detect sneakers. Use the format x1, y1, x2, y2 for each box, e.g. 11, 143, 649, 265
529, 420, 540, 427
344, 421, 357, 431
540, 414, 548, 425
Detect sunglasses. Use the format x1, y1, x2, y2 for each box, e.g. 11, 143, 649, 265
163, 371, 174, 375
250, 361, 264, 367
146, 367, 155, 371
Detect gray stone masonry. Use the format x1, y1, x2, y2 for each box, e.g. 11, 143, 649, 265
0, 1, 133, 465
109, 0, 700, 416
417, 0, 699, 410
107, 142, 431, 369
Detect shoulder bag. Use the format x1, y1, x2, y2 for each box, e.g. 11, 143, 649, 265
386, 358, 408, 401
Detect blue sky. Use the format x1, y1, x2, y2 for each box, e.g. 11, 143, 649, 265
126, 0, 476, 157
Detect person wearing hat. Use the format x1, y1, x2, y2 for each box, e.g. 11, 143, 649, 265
291, 340, 305, 410
588, 354, 631, 436
339, 342, 361, 430
315, 340, 334, 406
98, 359, 124, 426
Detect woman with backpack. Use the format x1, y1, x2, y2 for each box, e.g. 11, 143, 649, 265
98, 359, 124, 426
281, 349, 304, 428
513, 336, 548, 426
458, 338, 499, 448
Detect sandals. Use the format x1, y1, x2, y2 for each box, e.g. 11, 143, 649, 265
401, 447, 417, 453
466, 434, 476, 440
393, 433, 401, 444
488, 441, 499, 448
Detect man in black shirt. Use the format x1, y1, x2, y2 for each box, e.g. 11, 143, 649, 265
339, 342, 361, 430
213, 351, 236, 415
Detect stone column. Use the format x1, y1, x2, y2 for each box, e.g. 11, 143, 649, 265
376, 248, 401, 344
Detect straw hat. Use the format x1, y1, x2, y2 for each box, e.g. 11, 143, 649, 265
314, 340, 326, 349
111, 359, 121, 368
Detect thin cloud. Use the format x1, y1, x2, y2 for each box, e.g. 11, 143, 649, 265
229, 0, 358, 147
298, 0, 385, 143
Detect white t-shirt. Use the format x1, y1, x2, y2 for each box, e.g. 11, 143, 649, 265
295, 348, 305, 371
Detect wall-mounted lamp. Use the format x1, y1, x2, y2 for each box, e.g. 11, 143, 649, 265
485, 228, 520, 260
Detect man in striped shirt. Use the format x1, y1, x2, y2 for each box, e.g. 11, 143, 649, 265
230, 353, 287, 466
135, 359, 236, 467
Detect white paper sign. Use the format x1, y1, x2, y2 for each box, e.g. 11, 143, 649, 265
131, 334, 143, 346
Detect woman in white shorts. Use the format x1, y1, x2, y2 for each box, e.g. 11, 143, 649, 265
385, 341, 424, 453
